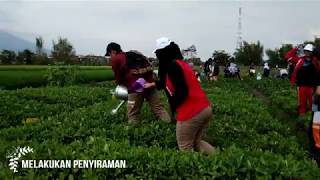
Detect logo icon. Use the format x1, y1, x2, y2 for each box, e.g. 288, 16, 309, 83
7, 146, 33, 173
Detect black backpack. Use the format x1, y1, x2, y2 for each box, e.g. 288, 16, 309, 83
125, 51, 151, 69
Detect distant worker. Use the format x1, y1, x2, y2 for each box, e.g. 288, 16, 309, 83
249, 63, 256, 77
204, 58, 212, 79
210, 58, 220, 81
263, 62, 270, 77
274, 65, 288, 79
279, 68, 288, 78
286, 44, 320, 115
224, 62, 230, 78
225, 62, 241, 80
205, 58, 219, 81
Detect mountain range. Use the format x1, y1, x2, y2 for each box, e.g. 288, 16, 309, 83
0, 30, 38, 52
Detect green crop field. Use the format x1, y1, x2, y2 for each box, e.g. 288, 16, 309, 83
0, 65, 113, 89
1, 75, 319, 179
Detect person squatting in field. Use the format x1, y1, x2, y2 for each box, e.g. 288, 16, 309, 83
204, 58, 219, 81
285, 44, 320, 115
143, 37, 215, 155
106, 42, 170, 124
224, 62, 242, 80
275, 66, 288, 79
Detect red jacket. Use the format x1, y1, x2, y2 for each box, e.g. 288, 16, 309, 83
166, 60, 210, 121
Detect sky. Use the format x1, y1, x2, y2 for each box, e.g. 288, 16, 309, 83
0, 0, 320, 60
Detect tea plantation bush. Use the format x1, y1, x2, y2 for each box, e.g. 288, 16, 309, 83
1, 78, 319, 178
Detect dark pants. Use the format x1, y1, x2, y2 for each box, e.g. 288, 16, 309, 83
263, 69, 270, 77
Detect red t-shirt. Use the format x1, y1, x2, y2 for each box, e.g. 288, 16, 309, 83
166, 60, 210, 121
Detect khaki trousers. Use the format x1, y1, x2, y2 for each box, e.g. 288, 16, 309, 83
127, 89, 170, 124
176, 106, 215, 155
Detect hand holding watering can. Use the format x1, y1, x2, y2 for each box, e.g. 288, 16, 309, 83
110, 78, 148, 115
132, 78, 146, 92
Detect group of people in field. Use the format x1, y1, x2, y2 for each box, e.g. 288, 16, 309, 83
105, 39, 320, 162
106, 38, 215, 155
203, 59, 242, 81
202, 58, 291, 82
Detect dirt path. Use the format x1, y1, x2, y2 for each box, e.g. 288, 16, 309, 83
249, 87, 309, 149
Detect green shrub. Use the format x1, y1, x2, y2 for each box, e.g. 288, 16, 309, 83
44, 66, 81, 86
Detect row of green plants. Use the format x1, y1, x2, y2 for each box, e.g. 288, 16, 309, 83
245, 78, 310, 125
1, 79, 319, 178
204, 79, 307, 158
0, 66, 114, 89
0, 83, 114, 128
242, 77, 312, 151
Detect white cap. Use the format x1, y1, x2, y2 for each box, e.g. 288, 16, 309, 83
153, 37, 171, 53
304, 44, 314, 52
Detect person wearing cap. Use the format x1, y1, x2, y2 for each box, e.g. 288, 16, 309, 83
144, 37, 215, 155
105, 42, 170, 124
286, 44, 320, 115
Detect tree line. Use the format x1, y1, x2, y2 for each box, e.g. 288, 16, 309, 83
1, 36, 320, 66
0, 37, 106, 65
212, 38, 320, 67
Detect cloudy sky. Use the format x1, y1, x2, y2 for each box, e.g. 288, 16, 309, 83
0, 0, 319, 60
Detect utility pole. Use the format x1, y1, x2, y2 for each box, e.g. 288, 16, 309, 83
236, 7, 242, 50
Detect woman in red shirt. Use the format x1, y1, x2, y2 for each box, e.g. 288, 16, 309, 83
144, 37, 215, 155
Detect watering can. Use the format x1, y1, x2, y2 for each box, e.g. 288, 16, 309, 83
113, 85, 128, 100
110, 85, 128, 115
